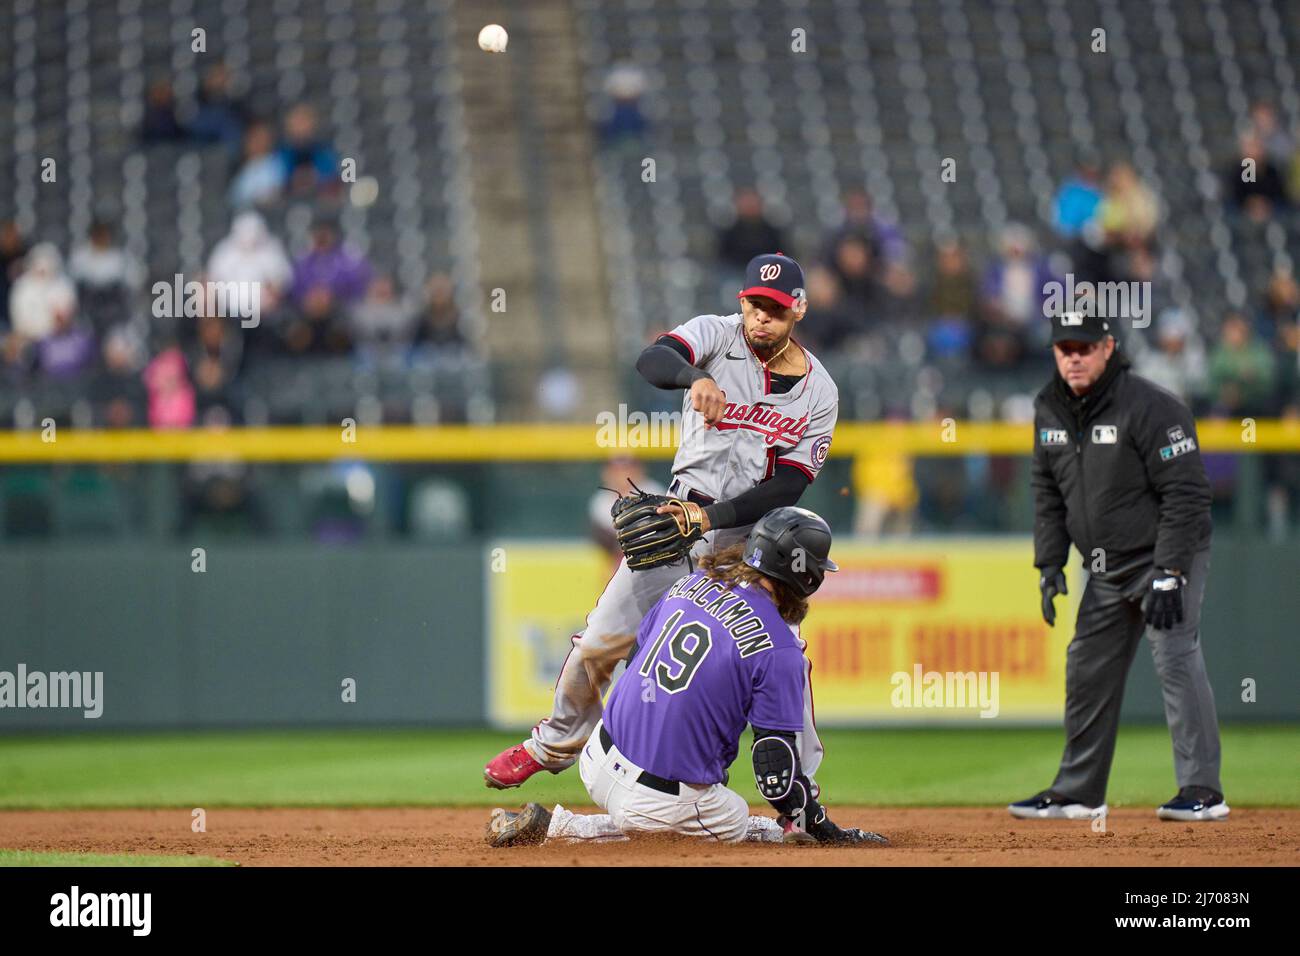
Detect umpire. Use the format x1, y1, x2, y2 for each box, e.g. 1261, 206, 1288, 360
1010, 312, 1228, 823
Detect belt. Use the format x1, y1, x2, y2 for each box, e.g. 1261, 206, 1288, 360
669, 481, 715, 507
598, 724, 681, 796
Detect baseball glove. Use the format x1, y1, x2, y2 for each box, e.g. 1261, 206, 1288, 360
610, 482, 706, 572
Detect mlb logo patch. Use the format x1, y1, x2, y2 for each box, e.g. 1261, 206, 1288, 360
1092, 425, 1118, 444
1040, 428, 1069, 446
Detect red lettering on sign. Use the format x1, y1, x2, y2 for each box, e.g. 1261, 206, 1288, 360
907, 620, 1048, 677
805, 622, 894, 678
817, 566, 943, 603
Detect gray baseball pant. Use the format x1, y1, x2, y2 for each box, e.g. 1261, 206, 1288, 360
1051, 548, 1222, 807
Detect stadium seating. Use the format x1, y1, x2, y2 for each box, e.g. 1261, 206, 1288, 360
575, 0, 1300, 417
0, 0, 1296, 516
1, 0, 491, 427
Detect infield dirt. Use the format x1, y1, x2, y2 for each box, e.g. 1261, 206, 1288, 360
1, 807, 1296, 866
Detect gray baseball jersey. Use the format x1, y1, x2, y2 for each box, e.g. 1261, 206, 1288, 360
662, 313, 839, 503
527, 313, 834, 777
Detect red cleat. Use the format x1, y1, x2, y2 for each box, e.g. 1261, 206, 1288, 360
484, 743, 548, 790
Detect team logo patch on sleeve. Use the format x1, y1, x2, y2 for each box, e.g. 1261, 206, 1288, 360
812, 435, 831, 468
1039, 428, 1069, 446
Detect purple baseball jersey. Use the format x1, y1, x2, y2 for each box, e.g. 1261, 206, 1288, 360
602, 569, 807, 785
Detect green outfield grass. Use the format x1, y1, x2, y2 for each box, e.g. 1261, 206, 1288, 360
0, 725, 1294, 810
0, 850, 234, 866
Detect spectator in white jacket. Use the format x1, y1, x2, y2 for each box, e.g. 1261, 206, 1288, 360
206, 211, 293, 315
1133, 308, 1208, 405
8, 243, 77, 342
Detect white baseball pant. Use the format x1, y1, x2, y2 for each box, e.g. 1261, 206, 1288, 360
525, 528, 824, 786
542, 722, 784, 844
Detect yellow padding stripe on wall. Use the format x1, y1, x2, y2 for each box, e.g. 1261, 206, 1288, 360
0, 420, 1294, 463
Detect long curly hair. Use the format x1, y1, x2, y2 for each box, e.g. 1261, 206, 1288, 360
696, 542, 809, 626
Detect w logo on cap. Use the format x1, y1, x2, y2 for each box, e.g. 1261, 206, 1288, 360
740, 253, 805, 309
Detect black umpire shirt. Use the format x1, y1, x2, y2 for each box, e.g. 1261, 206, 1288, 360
1031, 352, 1213, 577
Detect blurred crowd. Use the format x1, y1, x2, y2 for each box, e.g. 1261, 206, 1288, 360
705, 102, 1300, 423
0, 213, 473, 429
3, 61, 1300, 539
0, 63, 473, 430
694, 96, 1300, 537
141, 66, 343, 207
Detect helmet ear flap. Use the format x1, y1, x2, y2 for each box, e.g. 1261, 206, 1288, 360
745, 507, 835, 599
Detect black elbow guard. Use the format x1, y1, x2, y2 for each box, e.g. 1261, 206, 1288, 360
752, 734, 815, 818
753, 735, 796, 800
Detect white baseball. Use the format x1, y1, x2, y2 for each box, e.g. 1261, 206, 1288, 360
478, 24, 508, 53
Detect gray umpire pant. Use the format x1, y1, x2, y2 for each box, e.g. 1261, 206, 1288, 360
1051, 548, 1223, 807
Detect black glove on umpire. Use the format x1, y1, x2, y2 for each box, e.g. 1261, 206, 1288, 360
1039, 566, 1067, 627
1144, 570, 1186, 631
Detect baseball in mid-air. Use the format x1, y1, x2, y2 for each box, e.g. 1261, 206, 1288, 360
478, 24, 508, 53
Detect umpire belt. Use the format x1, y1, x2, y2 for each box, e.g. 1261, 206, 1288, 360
597, 722, 682, 796
669, 480, 715, 507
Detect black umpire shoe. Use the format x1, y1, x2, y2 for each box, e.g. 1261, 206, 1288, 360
1156, 786, 1230, 822
1008, 789, 1107, 820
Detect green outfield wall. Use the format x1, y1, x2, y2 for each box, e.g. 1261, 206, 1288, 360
0, 537, 1294, 729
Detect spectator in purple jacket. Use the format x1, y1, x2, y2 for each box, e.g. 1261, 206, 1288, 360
38, 310, 97, 380
821, 190, 908, 266
821, 190, 914, 298
290, 218, 372, 309
281, 219, 366, 356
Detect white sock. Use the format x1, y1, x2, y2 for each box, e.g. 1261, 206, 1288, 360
545, 804, 630, 843
745, 815, 784, 843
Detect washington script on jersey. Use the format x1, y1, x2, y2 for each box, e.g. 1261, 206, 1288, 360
662, 573, 775, 657
713, 403, 811, 446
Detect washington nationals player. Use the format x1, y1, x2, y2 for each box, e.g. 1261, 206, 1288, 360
486, 508, 886, 846
484, 252, 839, 791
